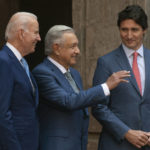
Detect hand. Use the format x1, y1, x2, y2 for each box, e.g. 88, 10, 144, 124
146, 132, 150, 146
106, 70, 130, 90
124, 129, 149, 148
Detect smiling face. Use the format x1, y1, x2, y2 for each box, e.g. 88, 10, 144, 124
119, 19, 146, 50
21, 19, 41, 55
55, 32, 80, 69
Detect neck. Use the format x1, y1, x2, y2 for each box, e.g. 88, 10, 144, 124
8, 40, 26, 57
50, 54, 69, 70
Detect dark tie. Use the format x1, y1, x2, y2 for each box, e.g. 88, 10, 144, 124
132, 52, 142, 94
65, 71, 79, 93
21, 58, 30, 78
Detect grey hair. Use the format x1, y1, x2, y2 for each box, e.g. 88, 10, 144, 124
5, 12, 37, 40
45, 25, 75, 55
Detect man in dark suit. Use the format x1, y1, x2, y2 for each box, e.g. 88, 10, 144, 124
32, 25, 130, 150
0, 12, 41, 150
92, 5, 150, 150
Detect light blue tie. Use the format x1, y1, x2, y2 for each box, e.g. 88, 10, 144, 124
21, 58, 30, 78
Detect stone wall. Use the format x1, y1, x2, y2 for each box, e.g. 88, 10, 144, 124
72, 0, 150, 150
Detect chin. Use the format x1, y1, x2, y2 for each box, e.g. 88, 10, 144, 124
31, 49, 35, 53
70, 62, 77, 66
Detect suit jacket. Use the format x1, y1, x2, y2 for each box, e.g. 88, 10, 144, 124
0, 45, 39, 150
32, 58, 107, 150
92, 45, 150, 150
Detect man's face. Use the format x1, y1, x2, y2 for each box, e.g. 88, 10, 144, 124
57, 32, 80, 69
119, 19, 146, 50
22, 19, 41, 55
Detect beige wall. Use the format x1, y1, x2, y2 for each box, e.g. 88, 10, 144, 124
72, 0, 150, 150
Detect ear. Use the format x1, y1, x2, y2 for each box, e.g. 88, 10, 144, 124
52, 43, 60, 55
18, 29, 25, 41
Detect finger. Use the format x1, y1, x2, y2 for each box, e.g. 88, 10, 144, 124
115, 72, 131, 78
134, 143, 142, 149
138, 135, 149, 145
137, 140, 147, 147
146, 132, 150, 137
115, 70, 130, 75
119, 74, 131, 78
119, 79, 129, 83
139, 138, 148, 145
147, 140, 150, 146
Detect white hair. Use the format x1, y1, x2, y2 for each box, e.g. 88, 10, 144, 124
45, 25, 75, 55
5, 12, 37, 40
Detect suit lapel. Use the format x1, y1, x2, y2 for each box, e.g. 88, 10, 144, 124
70, 68, 89, 117
44, 59, 75, 93
30, 73, 39, 106
143, 48, 150, 99
70, 68, 82, 90
44, 58, 89, 117
5, 46, 35, 97
115, 45, 141, 96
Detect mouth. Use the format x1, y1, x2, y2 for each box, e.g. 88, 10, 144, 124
126, 40, 135, 44
33, 42, 37, 47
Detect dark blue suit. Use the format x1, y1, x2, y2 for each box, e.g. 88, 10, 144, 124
32, 58, 107, 150
92, 45, 150, 150
0, 45, 39, 150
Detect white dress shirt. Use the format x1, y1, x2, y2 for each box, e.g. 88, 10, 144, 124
6, 42, 22, 62
6, 42, 35, 92
122, 44, 145, 94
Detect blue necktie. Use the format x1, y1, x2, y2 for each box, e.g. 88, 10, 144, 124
21, 58, 30, 78
21, 58, 35, 93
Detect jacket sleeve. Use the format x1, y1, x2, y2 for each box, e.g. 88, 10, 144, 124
0, 59, 21, 150
32, 66, 106, 111
92, 58, 130, 142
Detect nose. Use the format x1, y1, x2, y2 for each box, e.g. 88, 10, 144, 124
127, 30, 133, 39
37, 34, 41, 41
75, 46, 80, 54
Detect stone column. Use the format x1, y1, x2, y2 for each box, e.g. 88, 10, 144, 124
73, 0, 150, 150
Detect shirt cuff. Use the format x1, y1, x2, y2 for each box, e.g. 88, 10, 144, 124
101, 83, 110, 96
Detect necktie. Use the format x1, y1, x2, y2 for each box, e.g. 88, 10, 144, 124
65, 71, 79, 93
132, 52, 142, 94
21, 58, 30, 78
21, 58, 35, 93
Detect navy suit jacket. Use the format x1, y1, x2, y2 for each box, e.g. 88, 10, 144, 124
32, 58, 107, 150
92, 45, 150, 150
0, 45, 39, 150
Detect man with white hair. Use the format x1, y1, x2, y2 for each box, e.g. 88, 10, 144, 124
0, 12, 41, 150
32, 25, 130, 150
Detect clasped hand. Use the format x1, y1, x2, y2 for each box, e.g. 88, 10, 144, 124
125, 129, 150, 148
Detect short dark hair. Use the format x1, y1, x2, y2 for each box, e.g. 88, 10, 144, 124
117, 5, 148, 30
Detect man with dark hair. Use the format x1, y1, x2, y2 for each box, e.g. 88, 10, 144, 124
117, 5, 148, 30
93, 5, 150, 150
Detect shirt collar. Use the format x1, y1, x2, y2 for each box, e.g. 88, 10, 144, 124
6, 42, 22, 61
122, 43, 144, 58
47, 56, 69, 74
